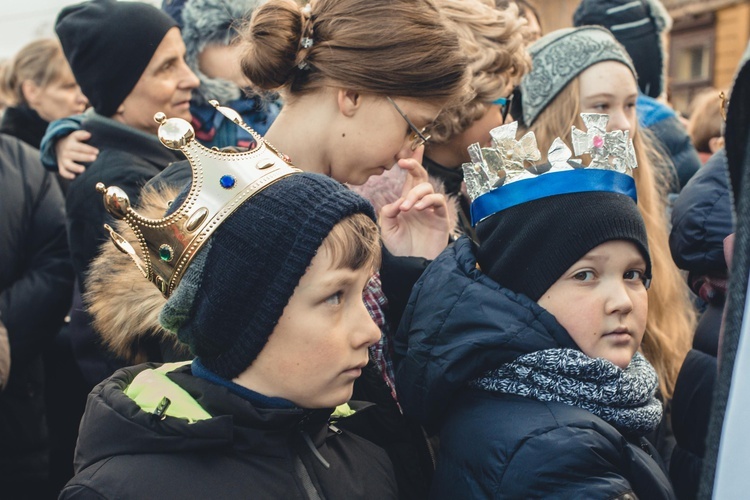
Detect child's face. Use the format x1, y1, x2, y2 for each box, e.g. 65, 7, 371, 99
537, 240, 649, 369
234, 245, 381, 408
578, 61, 639, 137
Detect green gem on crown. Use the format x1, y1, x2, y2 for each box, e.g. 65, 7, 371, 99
159, 244, 174, 262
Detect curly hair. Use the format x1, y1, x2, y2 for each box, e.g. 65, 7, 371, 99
428, 0, 531, 144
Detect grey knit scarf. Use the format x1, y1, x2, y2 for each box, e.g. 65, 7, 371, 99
471, 349, 662, 435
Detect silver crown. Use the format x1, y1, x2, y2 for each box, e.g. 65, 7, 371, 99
463, 113, 637, 202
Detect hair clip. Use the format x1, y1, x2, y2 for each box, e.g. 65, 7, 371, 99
300, 37, 313, 49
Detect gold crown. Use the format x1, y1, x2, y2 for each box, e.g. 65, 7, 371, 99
96, 101, 301, 298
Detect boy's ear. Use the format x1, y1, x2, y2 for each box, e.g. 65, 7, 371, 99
336, 88, 362, 118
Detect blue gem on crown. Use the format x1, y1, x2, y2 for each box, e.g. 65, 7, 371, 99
219, 175, 236, 189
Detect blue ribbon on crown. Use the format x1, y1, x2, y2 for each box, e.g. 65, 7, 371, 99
470, 169, 637, 226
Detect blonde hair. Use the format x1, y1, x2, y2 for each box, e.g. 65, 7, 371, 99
322, 213, 382, 273
522, 78, 695, 399
0, 38, 69, 107
428, 0, 531, 144
241, 0, 470, 106
688, 87, 725, 153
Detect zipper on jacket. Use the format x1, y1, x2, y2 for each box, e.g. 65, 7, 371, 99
293, 454, 325, 500
421, 426, 438, 469
300, 429, 330, 469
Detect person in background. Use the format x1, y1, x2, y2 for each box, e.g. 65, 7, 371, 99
687, 88, 726, 164
352, 0, 531, 242
514, 0, 542, 43
0, 38, 90, 494
55, 0, 200, 387
396, 116, 674, 499
0, 133, 74, 499
668, 88, 733, 497
0, 38, 87, 152
573, 0, 702, 192
41, 0, 280, 180
512, 27, 695, 445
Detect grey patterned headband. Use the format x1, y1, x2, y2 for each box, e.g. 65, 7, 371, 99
519, 26, 637, 127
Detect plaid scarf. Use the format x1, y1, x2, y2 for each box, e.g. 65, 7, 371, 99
471, 349, 663, 435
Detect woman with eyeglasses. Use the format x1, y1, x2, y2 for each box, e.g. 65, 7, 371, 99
350, 0, 531, 241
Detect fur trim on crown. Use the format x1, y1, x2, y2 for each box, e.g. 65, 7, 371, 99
84, 184, 190, 363
181, 0, 263, 105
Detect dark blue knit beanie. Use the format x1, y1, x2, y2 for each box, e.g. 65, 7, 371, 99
476, 190, 651, 302
159, 172, 376, 379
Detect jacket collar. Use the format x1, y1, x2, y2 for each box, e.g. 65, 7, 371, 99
83, 111, 184, 168
0, 105, 48, 149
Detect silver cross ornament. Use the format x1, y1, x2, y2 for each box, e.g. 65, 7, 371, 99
489, 122, 542, 183
571, 113, 637, 172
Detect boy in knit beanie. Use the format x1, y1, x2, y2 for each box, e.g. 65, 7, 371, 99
61, 113, 397, 496
396, 116, 675, 498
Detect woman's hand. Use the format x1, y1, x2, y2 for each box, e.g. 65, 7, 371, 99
380, 153, 450, 260
56, 130, 98, 179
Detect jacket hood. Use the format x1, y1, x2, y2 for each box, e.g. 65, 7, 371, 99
394, 237, 577, 429
74, 362, 331, 472
181, 0, 262, 106
85, 184, 190, 362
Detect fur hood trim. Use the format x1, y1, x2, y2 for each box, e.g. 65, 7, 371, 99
182, 0, 263, 105
84, 185, 189, 362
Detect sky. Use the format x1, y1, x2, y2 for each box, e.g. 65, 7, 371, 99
0, 0, 160, 60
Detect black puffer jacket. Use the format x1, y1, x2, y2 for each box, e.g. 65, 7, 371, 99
395, 237, 675, 499
668, 149, 732, 499
0, 134, 74, 483
670, 149, 733, 278
0, 105, 71, 193
61, 362, 398, 499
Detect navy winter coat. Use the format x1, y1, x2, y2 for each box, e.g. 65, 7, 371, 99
668, 149, 732, 499
395, 237, 675, 499
638, 94, 701, 191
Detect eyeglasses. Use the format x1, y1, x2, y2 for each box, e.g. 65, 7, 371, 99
491, 93, 514, 123
719, 91, 729, 122
387, 96, 432, 151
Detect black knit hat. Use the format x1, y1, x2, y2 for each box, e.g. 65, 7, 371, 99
55, 0, 177, 117
476, 188, 651, 301
159, 172, 376, 379
573, 0, 672, 98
